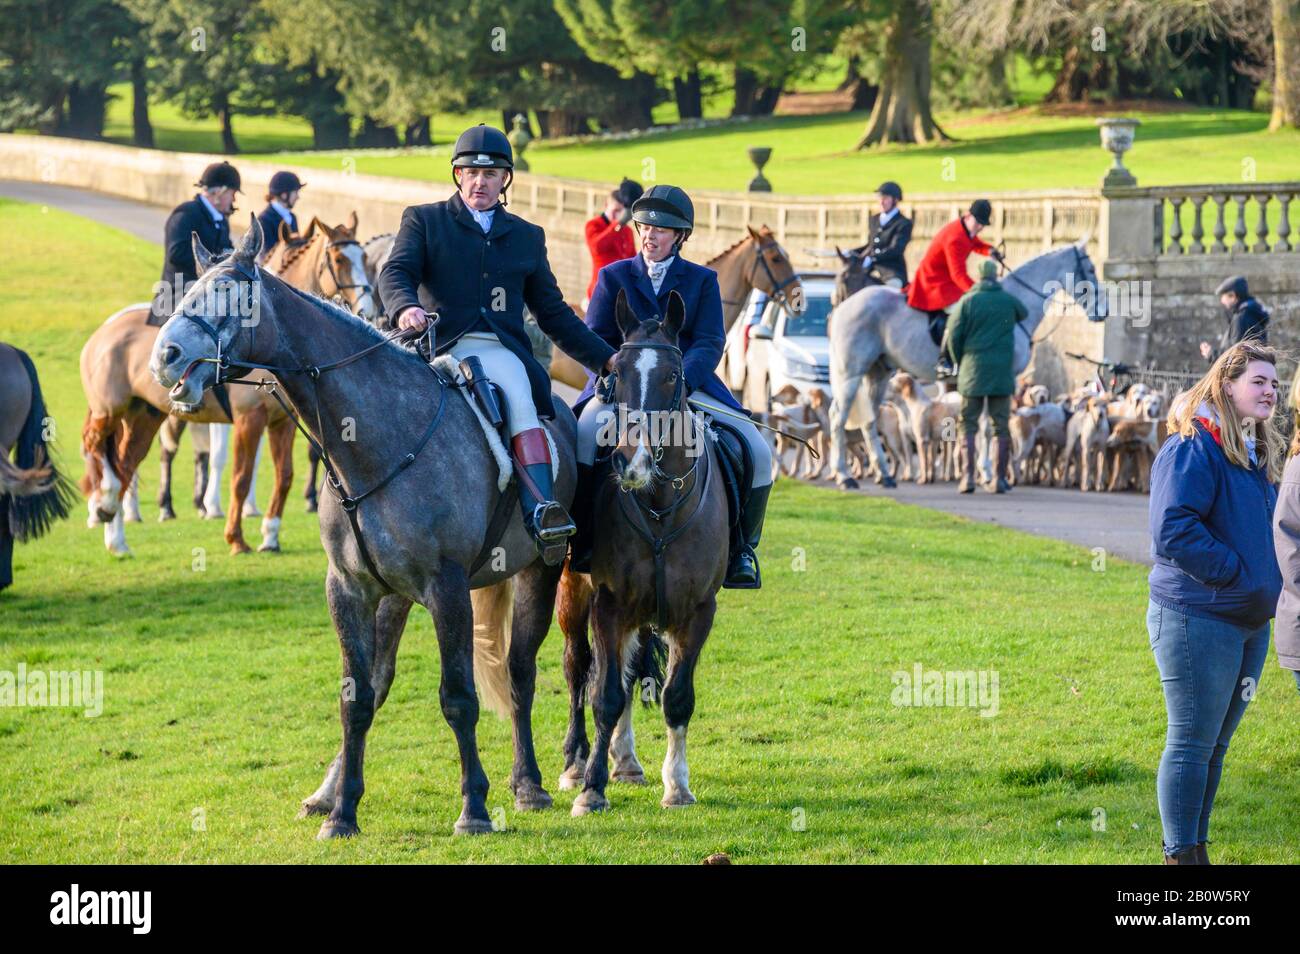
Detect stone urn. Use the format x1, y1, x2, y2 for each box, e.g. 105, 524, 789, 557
747, 146, 772, 192
1097, 118, 1140, 188
508, 113, 532, 173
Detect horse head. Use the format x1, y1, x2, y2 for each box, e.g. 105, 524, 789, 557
608, 287, 692, 492
317, 213, 378, 322
833, 244, 869, 307
746, 224, 805, 315
150, 215, 269, 412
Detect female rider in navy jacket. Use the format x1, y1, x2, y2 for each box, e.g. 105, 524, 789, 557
1147, 341, 1282, 864
571, 185, 772, 588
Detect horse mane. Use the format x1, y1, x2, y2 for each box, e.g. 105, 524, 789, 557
273, 231, 321, 271
274, 275, 410, 357
705, 228, 765, 267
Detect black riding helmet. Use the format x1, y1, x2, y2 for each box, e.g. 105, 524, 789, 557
451, 124, 514, 203
631, 184, 694, 249
968, 198, 993, 226
613, 178, 644, 208
196, 161, 242, 193
876, 180, 903, 201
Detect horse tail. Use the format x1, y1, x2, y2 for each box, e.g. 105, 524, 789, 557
632, 627, 668, 708
471, 578, 515, 720
7, 349, 74, 542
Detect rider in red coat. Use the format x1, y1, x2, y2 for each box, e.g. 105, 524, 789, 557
583, 179, 644, 305
905, 199, 1001, 376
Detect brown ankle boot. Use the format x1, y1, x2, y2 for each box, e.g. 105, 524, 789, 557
1195, 842, 1211, 865
1163, 846, 1202, 864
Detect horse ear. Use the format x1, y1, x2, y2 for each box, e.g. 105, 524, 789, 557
747, 224, 760, 241
615, 288, 639, 339
302, 217, 320, 243
347, 210, 358, 234
1075, 224, 1095, 248
663, 290, 685, 341
191, 232, 215, 275
278, 220, 293, 244
235, 214, 264, 263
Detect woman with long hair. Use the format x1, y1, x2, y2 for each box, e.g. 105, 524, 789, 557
1148, 341, 1282, 864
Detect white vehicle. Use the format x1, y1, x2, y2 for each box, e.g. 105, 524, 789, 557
720, 272, 833, 411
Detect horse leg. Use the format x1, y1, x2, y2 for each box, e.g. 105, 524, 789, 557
504, 560, 563, 811
157, 416, 182, 521
300, 594, 413, 818
556, 565, 592, 791
610, 686, 647, 785
123, 472, 142, 523
305, 445, 320, 513
203, 423, 228, 518
572, 585, 628, 816
829, 372, 865, 490
258, 416, 294, 553
190, 419, 210, 514
859, 372, 894, 488
662, 595, 717, 807
224, 408, 265, 555
101, 408, 163, 556
317, 571, 380, 839
428, 558, 494, 835
242, 436, 264, 518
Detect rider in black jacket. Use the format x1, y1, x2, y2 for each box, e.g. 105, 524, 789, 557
153, 162, 240, 322
1199, 275, 1270, 364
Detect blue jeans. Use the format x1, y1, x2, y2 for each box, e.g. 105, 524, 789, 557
1147, 600, 1270, 855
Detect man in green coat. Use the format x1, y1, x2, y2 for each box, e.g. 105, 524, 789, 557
945, 259, 1027, 494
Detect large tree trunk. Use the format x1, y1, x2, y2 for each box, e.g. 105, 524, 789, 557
214, 91, 238, 154
1044, 43, 1112, 103
673, 71, 702, 120
357, 116, 399, 148
856, 0, 947, 148
839, 57, 879, 111
732, 65, 759, 116
130, 58, 154, 148
312, 112, 351, 149
1271, 0, 1300, 130
59, 81, 107, 139
534, 109, 587, 138
404, 116, 431, 146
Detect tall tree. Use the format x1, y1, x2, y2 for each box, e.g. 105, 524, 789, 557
854, 0, 949, 147
1270, 0, 1300, 128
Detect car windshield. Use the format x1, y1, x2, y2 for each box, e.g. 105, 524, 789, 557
781, 294, 831, 337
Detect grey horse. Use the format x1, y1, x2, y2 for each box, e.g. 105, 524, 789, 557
828, 241, 1108, 488
151, 217, 574, 838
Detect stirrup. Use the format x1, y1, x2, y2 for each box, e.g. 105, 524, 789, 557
531, 501, 576, 542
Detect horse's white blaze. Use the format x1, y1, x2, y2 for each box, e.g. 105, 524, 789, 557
260, 515, 281, 550
624, 347, 659, 484
340, 244, 377, 319
662, 724, 692, 802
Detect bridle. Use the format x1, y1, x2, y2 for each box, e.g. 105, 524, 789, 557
721, 235, 802, 317
993, 244, 1099, 344
175, 260, 444, 592
606, 338, 713, 632
317, 236, 374, 311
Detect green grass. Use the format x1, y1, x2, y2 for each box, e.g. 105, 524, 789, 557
248, 106, 1300, 196
3, 197, 1298, 863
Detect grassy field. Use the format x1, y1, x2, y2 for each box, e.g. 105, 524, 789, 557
2, 198, 1298, 863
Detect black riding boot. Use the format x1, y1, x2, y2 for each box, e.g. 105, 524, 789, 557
512, 429, 575, 567
568, 462, 597, 573
724, 483, 770, 589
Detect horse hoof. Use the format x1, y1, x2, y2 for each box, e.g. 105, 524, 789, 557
513, 785, 553, 812
230, 543, 253, 556
316, 819, 359, 840
453, 816, 497, 836
297, 799, 331, 819
158, 508, 175, 522
612, 770, 648, 785
571, 789, 609, 817
257, 542, 281, 553
838, 477, 859, 491
662, 790, 697, 808
557, 762, 586, 791
204, 509, 224, 520
124, 513, 142, 524
305, 500, 318, 514
243, 507, 262, 518
106, 545, 133, 558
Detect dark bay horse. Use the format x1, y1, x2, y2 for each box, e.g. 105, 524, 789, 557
150, 217, 575, 837
557, 289, 729, 815
1, 343, 73, 591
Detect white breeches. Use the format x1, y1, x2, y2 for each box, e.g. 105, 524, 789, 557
448, 332, 539, 437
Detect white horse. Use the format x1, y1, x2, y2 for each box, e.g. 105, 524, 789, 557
828, 241, 1108, 488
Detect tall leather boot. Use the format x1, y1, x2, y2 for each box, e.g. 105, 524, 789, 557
958, 433, 977, 494
512, 428, 575, 567
568, 462, 596, 573
995, 435, 1012, 494
724, 483, 770, 589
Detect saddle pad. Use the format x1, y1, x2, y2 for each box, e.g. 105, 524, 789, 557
431, 355, 557, 492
